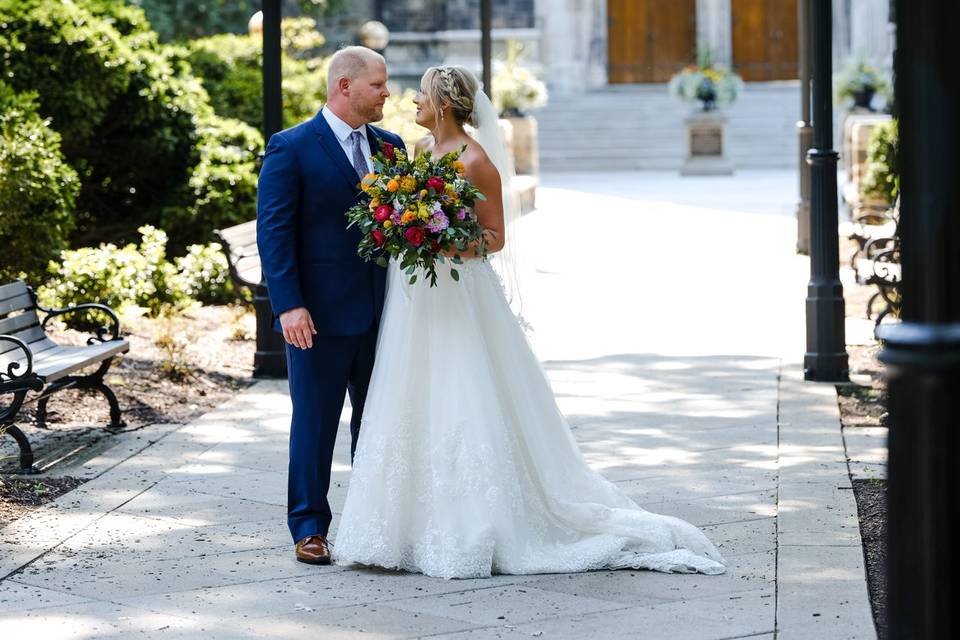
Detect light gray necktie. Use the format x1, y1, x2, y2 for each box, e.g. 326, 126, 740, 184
349, 130, 368, 179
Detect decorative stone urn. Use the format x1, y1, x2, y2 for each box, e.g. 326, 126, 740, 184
681, 110, 734, 176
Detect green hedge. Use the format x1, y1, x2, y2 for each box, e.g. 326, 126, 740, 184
39, 226, 233, 315
185, 17, 327, 131
0, 82, 79, 284
0, 0, 261, 252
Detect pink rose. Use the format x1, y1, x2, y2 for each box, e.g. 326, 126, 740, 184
425, 176, 445, 193
374, 205, 393, 222
371, 228, 385, 247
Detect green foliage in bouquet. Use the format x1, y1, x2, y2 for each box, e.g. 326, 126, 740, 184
346, 144, 488, 287
0, 82, 79, 284
493, 41, 547, 117
185, 17, 328, 130
861, 119, 899, 205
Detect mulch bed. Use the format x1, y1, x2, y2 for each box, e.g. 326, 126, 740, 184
0, 304, 256, 528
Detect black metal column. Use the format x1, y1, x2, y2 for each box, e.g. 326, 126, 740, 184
803, 0, 848, 382
878, 1, 960, 637
796, 0, 812, 255
480, 0, 492, 93
255, 0, 287, 379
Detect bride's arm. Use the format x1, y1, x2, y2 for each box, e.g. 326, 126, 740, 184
448, 154, 504, 258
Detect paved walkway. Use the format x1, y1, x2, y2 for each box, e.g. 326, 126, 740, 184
0, 171, 875, 639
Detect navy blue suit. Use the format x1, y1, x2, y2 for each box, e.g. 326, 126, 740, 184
256, 111, 405, 542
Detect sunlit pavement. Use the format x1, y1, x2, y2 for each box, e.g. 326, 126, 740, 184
0, 171, 875, 639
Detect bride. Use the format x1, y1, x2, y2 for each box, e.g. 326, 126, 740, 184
333, 66, 726, 579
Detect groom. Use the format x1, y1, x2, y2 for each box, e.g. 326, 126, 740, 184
256, 46, 406, 565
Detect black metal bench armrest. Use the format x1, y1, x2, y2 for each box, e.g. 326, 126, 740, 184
38, 302, 122, 343
0, 334, 40, 386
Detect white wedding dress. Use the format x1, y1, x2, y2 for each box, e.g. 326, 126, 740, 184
333, 258, 726, 579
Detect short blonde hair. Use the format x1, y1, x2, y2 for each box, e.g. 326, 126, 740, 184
421, 66, 480, 128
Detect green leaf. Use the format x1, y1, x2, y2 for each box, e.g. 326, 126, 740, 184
450, 268, 460, 282
409, 274, 418, 285
375, 256, 388, 268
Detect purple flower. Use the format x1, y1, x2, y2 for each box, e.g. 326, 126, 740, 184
456, 208, 467, 221
427, 210, 449, 233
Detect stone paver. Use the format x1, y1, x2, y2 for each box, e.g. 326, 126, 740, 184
0, 171, 875, 639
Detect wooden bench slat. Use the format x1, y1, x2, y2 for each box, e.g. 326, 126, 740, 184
0, 281, 29, 303
0, 326, 47, 356
1, 340, 129, 382
0, 292, 35, 316
0, 309, 40, 336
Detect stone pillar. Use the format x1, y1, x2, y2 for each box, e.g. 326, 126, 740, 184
697, 0, 733, 66
849, 0, 895, 67
536, 0, 607, 96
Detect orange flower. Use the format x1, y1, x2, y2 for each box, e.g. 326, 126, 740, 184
400, 210, 417, 225
387, 179, 399, 193
452, 160, 466, 174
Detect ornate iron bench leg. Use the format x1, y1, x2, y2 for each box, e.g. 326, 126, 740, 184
2, 424, 39, 473
1, 390, 40, 473
35, 358, 125, 430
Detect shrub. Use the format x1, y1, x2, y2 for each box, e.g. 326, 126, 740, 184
161, 114, 263, 249
0, 83, 78, 284
861, 119, 899, 205
40, 226, 183, 316
40, 226, 235, 315
186, 17, 327, 131
171, 243, 235, 305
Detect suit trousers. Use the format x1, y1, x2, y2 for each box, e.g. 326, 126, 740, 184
286, 327, 377, 542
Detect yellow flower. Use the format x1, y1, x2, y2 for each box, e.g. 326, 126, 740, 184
452, 160, 466, 174
387, 179, 399, 193
383, 220, 394, 228
419, 189, 428, 199
369, 198, 380, 210
399, 175, 417, 194
417, 204, 431, 221
400, 210, 417, 225
360, 173, 378, 191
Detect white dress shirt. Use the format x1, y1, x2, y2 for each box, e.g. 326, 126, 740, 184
321, 106, 373, 174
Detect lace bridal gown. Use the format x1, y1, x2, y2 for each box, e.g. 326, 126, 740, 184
333, 259, 726, 579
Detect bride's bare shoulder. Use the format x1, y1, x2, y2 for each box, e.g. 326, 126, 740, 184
414, 134, 434, 157
460, 139, 495, 174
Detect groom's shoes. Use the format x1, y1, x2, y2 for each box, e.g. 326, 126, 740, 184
295, 534, 332, 565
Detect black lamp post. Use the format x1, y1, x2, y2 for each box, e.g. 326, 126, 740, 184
254, 0, 288, 378
803, 0, 848, 382
796, 0, 812, 255
481, 0, 492, 93
878, 1, 960, 637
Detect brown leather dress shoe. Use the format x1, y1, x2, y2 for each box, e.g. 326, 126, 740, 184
295, 534, 332, 565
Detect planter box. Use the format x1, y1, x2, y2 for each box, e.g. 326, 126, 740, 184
681, 110, 734, 176
504, 115, 539, 176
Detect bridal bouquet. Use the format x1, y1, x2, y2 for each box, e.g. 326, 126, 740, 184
346, 141, 488, 287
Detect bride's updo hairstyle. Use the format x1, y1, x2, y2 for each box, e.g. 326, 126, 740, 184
421, 65, 480, 128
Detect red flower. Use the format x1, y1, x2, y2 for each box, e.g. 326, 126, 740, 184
374, 205, 393, 222
371, 228, 385, 247
405, 227, 425, 247
430, 239, 441, 253
425, 176, 445, 192
382, 142, 396, 161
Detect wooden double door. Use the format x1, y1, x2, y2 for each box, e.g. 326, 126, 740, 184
607, 0, 798, 84
607, 0, 696, 84
732, 0, 799, 81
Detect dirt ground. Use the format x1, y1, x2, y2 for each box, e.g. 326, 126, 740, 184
0, 304, 257, 528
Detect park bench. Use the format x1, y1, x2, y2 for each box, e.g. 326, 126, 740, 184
845, 200, 901, 329
0, 280, 129, 473
215, 219, 260, 303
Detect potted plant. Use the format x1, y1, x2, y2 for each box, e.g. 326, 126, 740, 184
668, 50, 743, 175
668, 50, 744, 111
492, 40, 547, 176
835, 62, 890, 111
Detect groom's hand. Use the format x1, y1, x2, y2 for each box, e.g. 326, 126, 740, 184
279, 307, 317, 349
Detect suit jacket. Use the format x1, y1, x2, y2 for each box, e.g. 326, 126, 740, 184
256, 112, 406, 336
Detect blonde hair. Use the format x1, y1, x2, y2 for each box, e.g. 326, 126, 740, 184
421, 66, 480, 128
